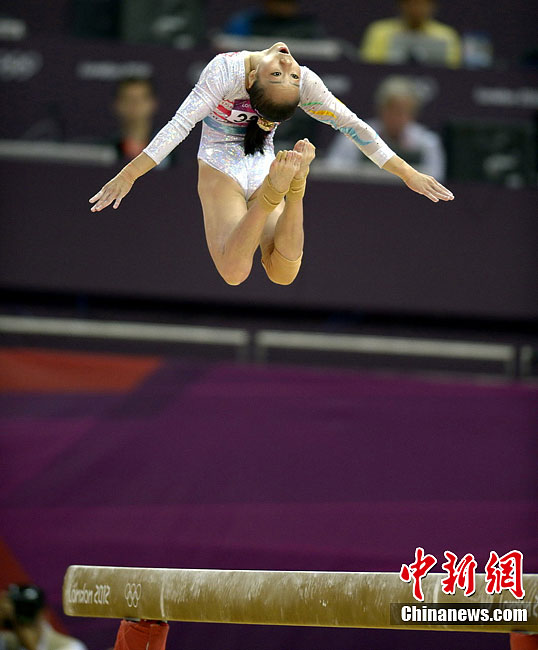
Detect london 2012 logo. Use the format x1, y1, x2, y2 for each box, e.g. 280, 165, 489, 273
124, 583, 142, 607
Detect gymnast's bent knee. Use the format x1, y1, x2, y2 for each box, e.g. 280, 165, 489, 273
217, 263, 252, 286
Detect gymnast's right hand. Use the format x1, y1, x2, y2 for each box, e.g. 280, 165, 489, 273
89, 170, 134, 212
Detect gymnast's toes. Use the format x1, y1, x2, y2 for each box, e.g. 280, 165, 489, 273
270, 152, 301, 192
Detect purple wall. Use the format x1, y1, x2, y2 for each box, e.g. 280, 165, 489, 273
2, 357, 537, 649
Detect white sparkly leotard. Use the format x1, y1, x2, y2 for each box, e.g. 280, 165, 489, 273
143, 51, 395, 199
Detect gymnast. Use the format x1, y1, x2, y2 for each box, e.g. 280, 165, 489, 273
89, 42, 454, 286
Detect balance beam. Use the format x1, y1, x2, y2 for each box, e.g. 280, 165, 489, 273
63, 566, 537, 633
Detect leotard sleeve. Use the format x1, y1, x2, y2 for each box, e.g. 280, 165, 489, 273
143, 54, 237, 164
299, 66, 395, 168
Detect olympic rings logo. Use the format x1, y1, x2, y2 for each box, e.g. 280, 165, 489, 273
124, 583, 142, 608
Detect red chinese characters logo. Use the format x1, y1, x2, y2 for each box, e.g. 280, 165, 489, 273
485, 550, 525, 599
441, 551, 477, 597
400, 548, 525, 601
400, 547, 437, 601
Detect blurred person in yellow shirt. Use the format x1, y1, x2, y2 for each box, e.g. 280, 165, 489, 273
360, 0, 461, 68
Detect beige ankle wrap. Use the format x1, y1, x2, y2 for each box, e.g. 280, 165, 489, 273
258, 175, 286, 213
286, 170, 309, 203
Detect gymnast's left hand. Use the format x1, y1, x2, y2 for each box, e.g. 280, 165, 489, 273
404, 171, 454, 203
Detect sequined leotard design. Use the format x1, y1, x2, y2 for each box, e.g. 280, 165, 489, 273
144, 51, 395, 199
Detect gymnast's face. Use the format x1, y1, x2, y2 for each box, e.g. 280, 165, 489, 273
250, 42, 301, 105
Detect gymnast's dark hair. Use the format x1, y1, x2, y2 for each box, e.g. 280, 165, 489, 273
244, 79, 299, 155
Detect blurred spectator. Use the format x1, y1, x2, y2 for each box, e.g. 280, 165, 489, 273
325, 76, 445, 180
110, 77, 173, 166
223, 0, 326, 39
359, 0, 461, 68
0, 585, 87, 650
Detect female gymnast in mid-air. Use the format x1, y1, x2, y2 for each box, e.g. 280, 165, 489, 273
89, 42, 454, 286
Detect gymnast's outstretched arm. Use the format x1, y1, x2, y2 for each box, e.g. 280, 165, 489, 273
89, 54, 235, 212
299, 67, 454, 203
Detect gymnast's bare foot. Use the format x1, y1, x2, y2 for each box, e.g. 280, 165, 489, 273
293, 138, 316, 180
269, 150, 302, 193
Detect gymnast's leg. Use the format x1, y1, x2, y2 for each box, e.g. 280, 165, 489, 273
257, 139, 316, 285
198, 151, 301, 286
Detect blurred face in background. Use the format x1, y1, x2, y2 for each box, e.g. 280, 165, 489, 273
379, 95, 418, 140
398, 0, 436, 29
264, 0, 299, 18
114, 80, 157, 126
